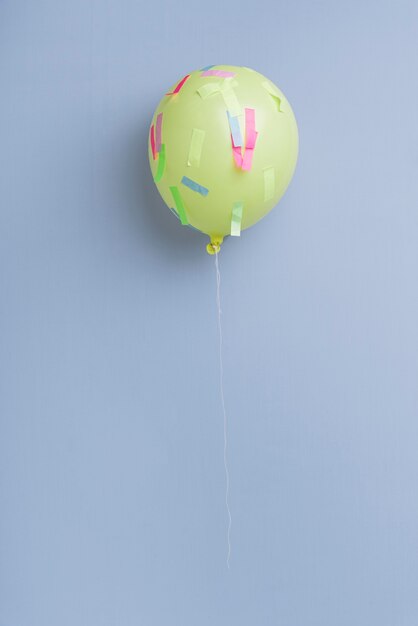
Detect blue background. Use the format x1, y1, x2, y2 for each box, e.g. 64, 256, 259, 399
1, 1, 418, 624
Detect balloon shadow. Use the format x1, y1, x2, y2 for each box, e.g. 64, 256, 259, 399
120, 117, 208, 266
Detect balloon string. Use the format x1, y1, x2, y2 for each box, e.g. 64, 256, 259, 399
215, 251, 232, 569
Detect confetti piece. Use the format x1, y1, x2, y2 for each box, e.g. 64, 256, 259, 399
166, 74, 190, 95
230, 108, 257, 170
263, 167, 275, 201
154, 144, 166, 182
231, 202, 243, 236
187, 128, 205, 167
221, 84, 241, 116
200, 65, 215, 71
150, 124, 157, 160
169, 186, 189, 225
229, 113, 244, 167
201, 69, 236, 78
245, 128, 258, 150
155, 113, 163, 152
197, 83, 221, 99
197, 80, 240, 114
262, 80, 282, 111
232, 147, 242, 169
270, 95, 282, 112
227, 112, 243, 147
232, 145, 243, 168
241, 133, 258, 171
181, 176, 209, 196
241, 108, 258, 171
244, 109, 256, 147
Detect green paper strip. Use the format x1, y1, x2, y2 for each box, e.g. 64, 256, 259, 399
197, 83, 221, 99
154, 143, 166, 182
169, 186, 189, 225
264, 167, 275, 201
231, 201, 243, 237
187, 128, 205, 167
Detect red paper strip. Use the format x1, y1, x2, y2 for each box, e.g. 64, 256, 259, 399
150, 124, 157, 160
166, 74, 190, 95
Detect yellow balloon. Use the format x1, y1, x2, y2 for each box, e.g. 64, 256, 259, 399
148, 65, 298, 254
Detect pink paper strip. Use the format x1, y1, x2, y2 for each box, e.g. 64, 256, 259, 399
244, 108, 256, 147
229, 108, 258, 170
232, 145, 243, 168
200, 70, 235, 78
241, 133, 258, 171
150, 124, 157, 160
155, 113, 163, 153
240, 108, 257, 171
246, 129, 257, 150
166, 74, 190, 95
230, 131, 243, 167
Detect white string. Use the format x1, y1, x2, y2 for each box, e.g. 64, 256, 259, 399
215, 251, 232, 569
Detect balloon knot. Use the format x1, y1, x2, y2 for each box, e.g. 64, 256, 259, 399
206, 236, 223, 255
206, 242, 220, 255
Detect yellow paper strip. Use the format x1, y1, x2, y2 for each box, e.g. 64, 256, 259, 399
262, 80, 282, 112
221, 84, 241, 117
197, 83, 221, 99
263, 167, 275, 201
187, 128, 205, 167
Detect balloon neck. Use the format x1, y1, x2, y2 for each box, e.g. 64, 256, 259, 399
206, 236, 224, 255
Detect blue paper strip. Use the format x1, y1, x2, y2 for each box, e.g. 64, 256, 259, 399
200, 64, 215, 71
227, 112, 243, 147
181, 176, 209, 196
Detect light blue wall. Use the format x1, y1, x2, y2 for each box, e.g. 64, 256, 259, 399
1, 1, 418, 624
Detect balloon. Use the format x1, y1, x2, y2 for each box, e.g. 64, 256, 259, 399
148, 65, 298, 254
